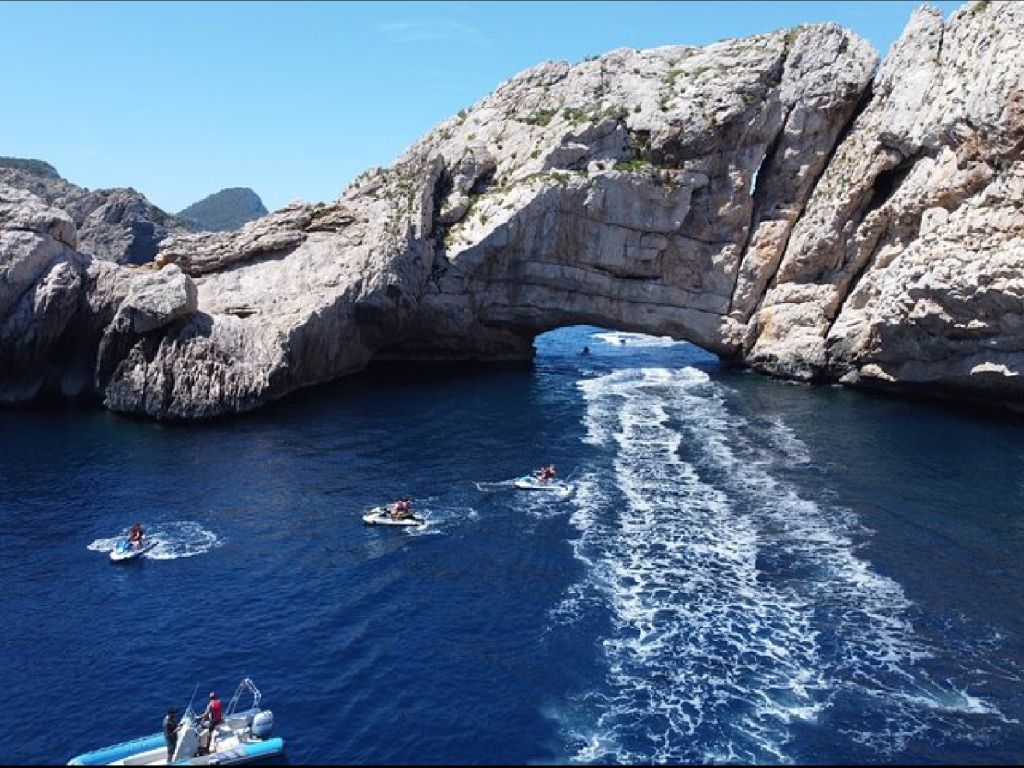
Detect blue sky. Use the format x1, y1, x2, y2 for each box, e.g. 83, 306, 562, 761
1, 1, 968, 214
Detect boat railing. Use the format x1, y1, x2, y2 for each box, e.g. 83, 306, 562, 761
226, 677, 262, 717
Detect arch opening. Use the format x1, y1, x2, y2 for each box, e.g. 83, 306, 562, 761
532, 324, 721, 372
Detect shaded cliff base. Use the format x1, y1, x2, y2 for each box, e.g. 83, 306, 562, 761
843, 376, 1024, 420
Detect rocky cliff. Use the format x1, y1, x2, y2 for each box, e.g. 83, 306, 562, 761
0, 167, 194, 265
2, 0, 1021, 420
748, 1, 1024, 407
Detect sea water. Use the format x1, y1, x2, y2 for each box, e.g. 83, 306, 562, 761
0, 326, 1021, 764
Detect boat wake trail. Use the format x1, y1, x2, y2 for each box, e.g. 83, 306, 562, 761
474, 480, 516, 492
548, 367, 1014, 765
88, 521, 224, 560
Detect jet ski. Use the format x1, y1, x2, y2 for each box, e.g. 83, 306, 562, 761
109, 537, 156, 562
362, 506, 425, 527
513, 475, 573, 493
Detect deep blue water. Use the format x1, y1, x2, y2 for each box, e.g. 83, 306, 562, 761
1, 325, 1022, 765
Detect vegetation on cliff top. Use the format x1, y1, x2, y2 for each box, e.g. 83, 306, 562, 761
0, 156, 61, 179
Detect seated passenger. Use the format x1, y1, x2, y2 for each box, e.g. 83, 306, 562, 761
534, 465, 557, 482
390, 498, 414, 519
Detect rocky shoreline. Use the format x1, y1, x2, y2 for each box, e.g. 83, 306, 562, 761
2, 1, 1022, 420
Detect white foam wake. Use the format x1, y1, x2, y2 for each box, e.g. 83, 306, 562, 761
89, 521, 224, 560
550, 367, 1009, 764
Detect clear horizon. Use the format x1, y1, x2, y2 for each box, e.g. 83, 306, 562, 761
2, 0, 969, 214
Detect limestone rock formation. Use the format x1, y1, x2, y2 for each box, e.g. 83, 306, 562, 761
747, 1, 1024, 409
95, 22, 880, 418
1, 185, 119, 401
117, 263, 199, 334
1, 0, 1022, 420
0, 168, 194, 265
394, 24, 877, 363
0, 184, 202, 404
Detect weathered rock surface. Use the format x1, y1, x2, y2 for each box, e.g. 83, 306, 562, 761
0, 168, 193, 265
747, 1, 1024, 412
1, 185, 118, 401
0, 184, 201, 403
117, 263, 198, 334
2, 0, 1023, 419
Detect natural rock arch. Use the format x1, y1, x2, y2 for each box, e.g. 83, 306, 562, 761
3, 2, 1024, 420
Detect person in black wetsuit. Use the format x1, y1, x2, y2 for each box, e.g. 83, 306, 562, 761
163, 707, 179, 762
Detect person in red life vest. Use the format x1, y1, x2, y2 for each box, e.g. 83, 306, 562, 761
197, 691, 223, 754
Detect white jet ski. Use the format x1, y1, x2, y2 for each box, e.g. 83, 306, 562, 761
513, 475, 573, 493
109, 538, 156, 562
362, 506, 425, 527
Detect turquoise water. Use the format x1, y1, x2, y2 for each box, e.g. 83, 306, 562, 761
0, 326, 1021, 764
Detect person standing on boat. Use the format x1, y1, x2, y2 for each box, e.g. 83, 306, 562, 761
162, 707, 179, 762
197, 691, 222, 754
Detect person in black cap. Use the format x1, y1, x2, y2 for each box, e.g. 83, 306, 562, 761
163, 706, 179, 761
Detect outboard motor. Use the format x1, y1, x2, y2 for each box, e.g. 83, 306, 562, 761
251, 710, 274, 739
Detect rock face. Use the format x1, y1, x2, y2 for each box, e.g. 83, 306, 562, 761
749, 1, 1024, 408
0, 168, 194, 265
1, 0, 1022, 420
394, 24, 877, 363
0, 185, 134, 402
116, 263, 198, 334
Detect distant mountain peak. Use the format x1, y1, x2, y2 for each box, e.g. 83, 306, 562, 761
0, 156, 61, 179
177, 187, 268, 232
